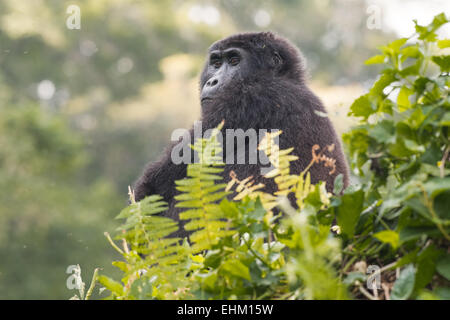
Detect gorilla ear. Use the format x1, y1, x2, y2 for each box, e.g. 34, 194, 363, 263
272, 52, 284, 71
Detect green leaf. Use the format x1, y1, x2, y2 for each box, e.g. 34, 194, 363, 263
374, 230, 399, 249
380, 38, 408, 56
370, 71, 396, 97
429, 13, 449, 32
423, 177, 450, 198
440, 112, 450, 126
197, 270, 218, 290
349, 94, 373, 119
221, 260, 251, 281
333, 174, 344, 194
97, 275, 124, 296
388, 138, 414, 157
400, 226, 443, 242
395, 249, 420, 268
335, 189, 364, 238
129, 279, 153, 300
414, 245, 441, 292
115, 206, 132, 219
365, 55, 385, 65
436, 254, 450, 281
415, 13, 449, 41
397, 86, 414, 111
435, 287, 450, 300
390, 264, 416, 300
401, 45, 421, 60
437, 39, 450, 49
434, 190, 450, 220
403, 139, 425, 153
389, 38, 408, 51
368, 120, 395, 143
431, 55, 450, 72
247, 197, 266, 220
111, 261, 130, 273
219, 199, 239, 218
304, 183, 326, 208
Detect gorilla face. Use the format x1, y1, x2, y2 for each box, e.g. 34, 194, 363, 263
199, 32, 305, 112
200, 47, 250, 104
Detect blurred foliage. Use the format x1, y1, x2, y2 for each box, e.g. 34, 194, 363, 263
0, 104, 122, 299
97, 14, 450, 300
0, 0, 396, 299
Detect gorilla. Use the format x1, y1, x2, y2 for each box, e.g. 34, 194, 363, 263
134, 32, 349, 236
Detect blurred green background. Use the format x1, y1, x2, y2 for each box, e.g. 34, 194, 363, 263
0, 0, 448, 299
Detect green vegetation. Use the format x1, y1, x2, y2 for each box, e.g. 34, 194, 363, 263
94, 14, 450, 300
342, 13, 450, 299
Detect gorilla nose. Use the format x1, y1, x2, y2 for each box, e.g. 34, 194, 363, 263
201, 77, 221, 101
206, 78, 219, 87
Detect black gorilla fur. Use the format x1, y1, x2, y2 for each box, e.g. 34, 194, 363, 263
134, 32, 349, 236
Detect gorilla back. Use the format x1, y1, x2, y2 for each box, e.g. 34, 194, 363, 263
134, 32, 350, 236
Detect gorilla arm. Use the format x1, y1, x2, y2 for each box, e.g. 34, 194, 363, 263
133, 140, 188, 202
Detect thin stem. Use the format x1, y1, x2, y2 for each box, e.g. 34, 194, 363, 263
366, 243, 386, 256
369, 261, 397, 279
104, 232, 124, 255
417, 183, 450, 240
243, 236, 272, 268
358, 283, 378, 300
128, 186, 136, 204
342, 255, 358, 274
379, 218, 391, 231
440, 145, 449, 178
381, 283, 391, 300
84, 268, 100, 300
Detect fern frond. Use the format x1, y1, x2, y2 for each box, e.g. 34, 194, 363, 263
225, 170, 277, 211
294, 171, 317, 209
175, 121, 236, 253
112, 193, 193, 299
258, 131, 300, 197
259, 132, 333, 209
116, 195, 175, 246
224, 131, 302, 211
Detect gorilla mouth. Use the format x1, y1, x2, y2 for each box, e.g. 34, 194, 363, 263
201, 97, 213, 103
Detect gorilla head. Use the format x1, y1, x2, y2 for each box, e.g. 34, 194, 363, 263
197, 32, 313, 133
200, 32, 305, 102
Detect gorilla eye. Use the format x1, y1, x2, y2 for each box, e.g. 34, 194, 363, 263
229, 56, 240, 66
212, 60, 222, 68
